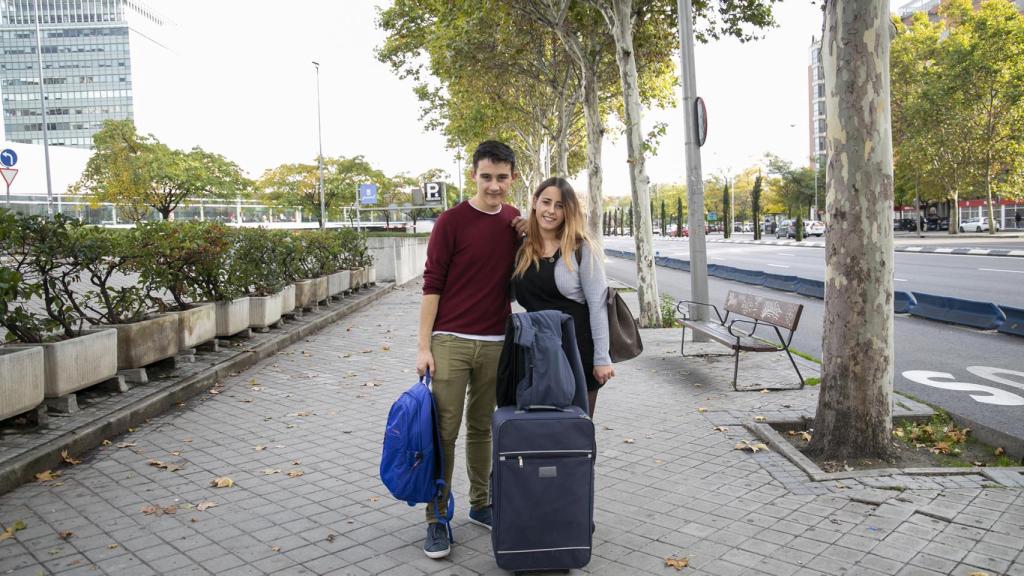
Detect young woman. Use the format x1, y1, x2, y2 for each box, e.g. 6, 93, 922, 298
512, 177, 613, 417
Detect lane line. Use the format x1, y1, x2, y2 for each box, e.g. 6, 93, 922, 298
895, 278, 908, 282
776, 253, 795, 257
978, 268, 1024, 274
766, 264, 790, 269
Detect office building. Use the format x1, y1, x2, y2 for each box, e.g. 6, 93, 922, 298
807, 36, 824, 170
0, 0, 166, 148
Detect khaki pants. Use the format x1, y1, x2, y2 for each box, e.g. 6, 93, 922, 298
425, 334, 502, 523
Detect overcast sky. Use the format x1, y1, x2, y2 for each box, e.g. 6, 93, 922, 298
132, 1, 827, 197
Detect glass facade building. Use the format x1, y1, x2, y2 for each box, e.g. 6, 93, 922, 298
0, 0, 164, 148
807, 35, 825, 170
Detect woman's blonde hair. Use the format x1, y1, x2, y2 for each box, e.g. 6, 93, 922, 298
513, 177, 598, 279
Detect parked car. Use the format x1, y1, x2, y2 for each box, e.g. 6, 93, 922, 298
959, 217, 1000, 233
775, 219, 794, 239
675, 225, 689, 238
805, 220, 825, 237
742, 223, 753, 233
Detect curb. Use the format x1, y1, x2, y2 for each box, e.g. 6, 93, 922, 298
0, 284, 395, 497
608, 249, 1021, 337
746, 418, 1024, 485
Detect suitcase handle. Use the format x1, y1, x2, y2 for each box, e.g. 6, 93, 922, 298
520, 405, 568, 412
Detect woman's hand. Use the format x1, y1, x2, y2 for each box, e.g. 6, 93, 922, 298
510, 216, 528, 236
593, 365, 615, 385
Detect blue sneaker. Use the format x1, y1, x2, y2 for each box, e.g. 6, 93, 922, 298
423, 522, 450, 559
468, 505, 492, 530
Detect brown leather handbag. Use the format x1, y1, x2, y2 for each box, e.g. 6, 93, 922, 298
607, 288, 643, 362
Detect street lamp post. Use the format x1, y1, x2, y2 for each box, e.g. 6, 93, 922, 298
676, 0, 710, 332
33, 0, 54, 218
312, 61, 326, 229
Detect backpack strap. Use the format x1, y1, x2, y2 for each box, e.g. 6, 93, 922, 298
426, 370, 456, 542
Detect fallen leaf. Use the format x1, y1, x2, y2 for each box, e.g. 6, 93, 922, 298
654, 459, 665, 465
293, 411, 311, 417
196, 501, 217, 512
760, 389, 769, 394
58, 530, 74, 540
183, 438, 192, 443
665, 556, 689, 570
116, 442, 136, 448
60, 450, 82, 465
239, 399, 254, 403
162, 505, 177, 515
800, 431, 812, 442
35, 470, 60, 482
0, 520, 27, 542
754, 416, 767, 423
995, 447, 1006, 456
101, 440, 112, 446
363, 382, 378, 387
968, 572, 990, 576
107, 544, 118, 549
148, 459, 183, 472
128, 428, 135, 432
382, 346, 390, 351
141, 505, 159, 515
931, 442, 951, 455
211, 477, 235, 488
972, 461, 986, 467
713, 426, 729, 433
623, 438, 635, 444
254, 445, 266, 451
292, 460, 301, 465
326, 533, 336, 543
734, 440, 769, 453
369, 496, 380, 502
286, 470, 304, 478
170, 451, 182, 457
271, 546, 282, 552
697, 407, 707, 413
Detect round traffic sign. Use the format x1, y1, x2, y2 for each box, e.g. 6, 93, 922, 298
0, 149, 17, 167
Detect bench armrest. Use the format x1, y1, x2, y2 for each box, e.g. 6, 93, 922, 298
727, 318, 764, 339
676, 300, 723, 323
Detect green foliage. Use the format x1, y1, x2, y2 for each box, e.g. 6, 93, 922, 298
723, 181, 732, 239
794, 215, 804, 242
0, 211, 54, 343
751, 174, 763, 240
659, 295, 678, 328
765, 155, 815, 217
72, 120, 248, 222
135, 221, 232, 309
892, 1, 1024, 220
231, 227, 289, 297
70, 227, 151, 325
258, 156, 380, 227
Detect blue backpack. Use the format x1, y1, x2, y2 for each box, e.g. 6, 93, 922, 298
380, 371, 454, 530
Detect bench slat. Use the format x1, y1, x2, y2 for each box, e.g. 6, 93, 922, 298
680, 320, 778, 352
724, 291, 803, 331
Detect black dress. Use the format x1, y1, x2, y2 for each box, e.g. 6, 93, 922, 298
512, 249, 601, 391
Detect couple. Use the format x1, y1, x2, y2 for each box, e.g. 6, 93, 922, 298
415, 140, 612, 559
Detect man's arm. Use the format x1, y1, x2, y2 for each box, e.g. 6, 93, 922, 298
416, 294, 440, 377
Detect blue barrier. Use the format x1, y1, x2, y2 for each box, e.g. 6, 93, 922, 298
661, 257, 690, 272
997, 306, 1024, 337
910, 292, 1006, 330
734, 269, 766, 286
764, 273, 799, 292
797, 278, 825, 300
894, 291, 917, 314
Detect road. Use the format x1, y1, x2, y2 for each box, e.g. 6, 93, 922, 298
606, 235, 1024, 308
602, 237, 1024, 457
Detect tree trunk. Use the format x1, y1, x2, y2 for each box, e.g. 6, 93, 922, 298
556, 89, 570, 177
607, 0, 660, 327
985, 151, 996, 235
808, 0, 895, 461
580, 54, 604, 246
752, 175, 762, 240
723, 183, 731, 239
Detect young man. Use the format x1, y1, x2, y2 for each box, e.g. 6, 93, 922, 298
417, 140, 520, 559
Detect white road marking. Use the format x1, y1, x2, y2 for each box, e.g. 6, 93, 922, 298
776, 253, 795, 257
935, 248, 955, 253
978, 268, 1024, 274
894, 278, 908, 282
766, 264, 790, 269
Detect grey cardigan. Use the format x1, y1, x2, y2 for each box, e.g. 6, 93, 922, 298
553, 242, 611, 366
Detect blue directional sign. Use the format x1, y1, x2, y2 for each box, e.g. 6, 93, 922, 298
0, 149, 17, 168
358, 183, 378, 205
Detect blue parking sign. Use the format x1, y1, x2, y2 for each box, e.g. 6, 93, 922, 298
358, 183, 378, 205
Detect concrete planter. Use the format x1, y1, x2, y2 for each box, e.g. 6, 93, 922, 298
173, 303, 216, 350
293, 280, 316, 310
279, 284, 296, 316
314, 276, 329, 303
0, 347, 44, 420
249, 292, 283, 329
104, 314, 180, 370
215, 297, 251, 337
10, 329, 118, 398
328, 270, 351, 296
368, 266, 377, 285
350, 268, 364, 290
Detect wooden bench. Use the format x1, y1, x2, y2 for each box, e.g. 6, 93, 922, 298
676, 290, 806, 391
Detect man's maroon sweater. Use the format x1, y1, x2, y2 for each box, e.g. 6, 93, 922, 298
423, 201, 521, 336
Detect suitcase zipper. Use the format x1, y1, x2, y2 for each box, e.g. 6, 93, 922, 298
499, 449, 594, 467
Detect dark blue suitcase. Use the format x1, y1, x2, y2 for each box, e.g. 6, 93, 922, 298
491, 405, 595, 572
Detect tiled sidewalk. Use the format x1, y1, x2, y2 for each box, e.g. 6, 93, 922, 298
0, 280, 1021, 576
